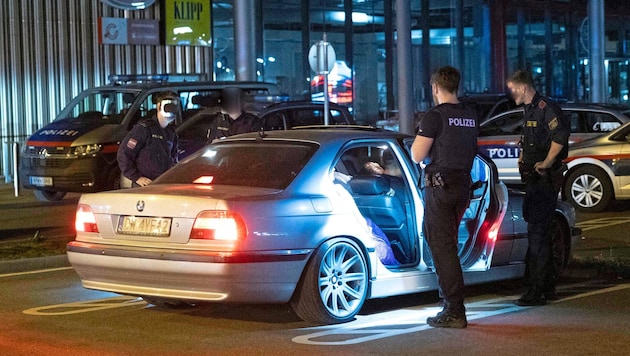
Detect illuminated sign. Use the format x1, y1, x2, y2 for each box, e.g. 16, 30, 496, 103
311, 61, 354, 105
99, 18, 160, 45
164, 0, 212, 46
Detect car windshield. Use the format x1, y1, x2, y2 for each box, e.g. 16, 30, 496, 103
54, 89, 141, 124
155, 141, 319, 189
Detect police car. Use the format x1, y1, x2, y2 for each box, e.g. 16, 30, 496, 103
19, 75, 285, 202
563, 120, 630, 212
478, 103, 630, 184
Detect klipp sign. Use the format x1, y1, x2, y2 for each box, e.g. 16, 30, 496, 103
164, 0, 212, 46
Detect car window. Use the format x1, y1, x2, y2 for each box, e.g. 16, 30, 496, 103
479, 111, 524, 136
154, 142, 318, 189
55, 90, 140, 124
585, 112, 622, 132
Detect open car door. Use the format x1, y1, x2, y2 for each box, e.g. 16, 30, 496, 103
457, 154, 508, 271
403, 137, 507, 272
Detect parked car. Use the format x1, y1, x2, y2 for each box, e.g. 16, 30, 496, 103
459, 93, 517, 121
176, 100, 355, 158
67, 127, 581, 324
562, 120, 630, 212
478, 103, 630, 184
19, 75, 284, 202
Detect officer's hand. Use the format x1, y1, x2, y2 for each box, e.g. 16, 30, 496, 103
136, 177, 152, 186
533, 161, 550, 175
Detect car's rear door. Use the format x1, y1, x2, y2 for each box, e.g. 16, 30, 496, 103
404, 138, 508, 271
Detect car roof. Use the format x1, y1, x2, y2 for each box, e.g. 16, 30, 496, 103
262, 100, 348, 110
481, 102, 630, 126
220, 125, 412, 145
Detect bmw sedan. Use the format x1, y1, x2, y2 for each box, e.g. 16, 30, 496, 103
563, 121, 630, 212
478, 103, 630, 184
67, 127, 581, 324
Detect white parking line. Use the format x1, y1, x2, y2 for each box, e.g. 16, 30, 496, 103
291, 283, 630, 346
23, 296, 147, 316
577, 217, 630, 232
0, 266, 73, 278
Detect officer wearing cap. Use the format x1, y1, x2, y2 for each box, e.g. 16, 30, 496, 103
118, 91, 180, 187
411, 66, 479, 328
507, 69, 570, 306
207, 87, 262, 141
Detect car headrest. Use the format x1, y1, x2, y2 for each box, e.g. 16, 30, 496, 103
349, 175, 390, 195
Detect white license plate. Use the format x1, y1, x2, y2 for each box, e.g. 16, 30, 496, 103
29, 176, 53, 187
117, 216, 172, 237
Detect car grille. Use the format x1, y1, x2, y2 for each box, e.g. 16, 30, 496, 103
22, 146, 77, 169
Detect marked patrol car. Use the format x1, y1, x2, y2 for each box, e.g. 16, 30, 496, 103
19, 75, 284, 202
478, 103, 630, 184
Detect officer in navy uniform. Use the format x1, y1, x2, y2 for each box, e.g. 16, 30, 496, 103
411, 66, 479, 328
207, 87, 262, 142
118, 91, 180, 187
507, 70, 569, 306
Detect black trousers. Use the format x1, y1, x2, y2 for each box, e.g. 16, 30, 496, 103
423, 175, 470, 314
523, 176, 558, 296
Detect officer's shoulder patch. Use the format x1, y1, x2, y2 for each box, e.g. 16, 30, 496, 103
548, 117, 558, 130
538, 100, 547, 109
127, 138, 138, 149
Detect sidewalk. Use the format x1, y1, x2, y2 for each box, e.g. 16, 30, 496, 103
1, 183, 78, 273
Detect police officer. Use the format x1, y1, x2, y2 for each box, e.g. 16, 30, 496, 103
207, 87, 262, 142
411, 66, 479, 328
117, 91, 180, 187
507, 70, 569, 306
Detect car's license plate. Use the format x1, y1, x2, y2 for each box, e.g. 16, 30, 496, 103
117, 216, 172, 237
29, 176, 53, 187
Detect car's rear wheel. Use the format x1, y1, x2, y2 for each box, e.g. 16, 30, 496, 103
291, 238, 368, 324
33, 189, 66, 202
564, 166, 613, 213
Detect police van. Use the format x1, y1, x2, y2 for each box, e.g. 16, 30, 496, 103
20, 75, 283, 202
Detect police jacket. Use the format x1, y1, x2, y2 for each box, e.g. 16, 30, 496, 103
521, 93, 570, 166
417, 103, 479, 174
207, 111, 263, 141
117, 117, 178, 182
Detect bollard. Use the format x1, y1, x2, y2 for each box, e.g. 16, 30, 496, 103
13, 142, 19, 197
2, 141, 10, 184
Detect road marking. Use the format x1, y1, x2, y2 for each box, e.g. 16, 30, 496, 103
577, 217, 630, 232
0, 266, 73, 279
292, 283, 630, 345
23, 296, 147, 316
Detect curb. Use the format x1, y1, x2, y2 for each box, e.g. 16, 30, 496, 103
0, 255, 70, 274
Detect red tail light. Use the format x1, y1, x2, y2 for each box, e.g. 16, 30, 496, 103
75, 204, 99, 233
190, 211, 247, 241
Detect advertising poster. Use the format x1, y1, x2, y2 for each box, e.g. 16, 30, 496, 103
164, 0, 212, 46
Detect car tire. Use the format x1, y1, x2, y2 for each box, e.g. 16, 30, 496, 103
290, 238, 368, 324
33, 189, 66, 202
564, 166, 613, 213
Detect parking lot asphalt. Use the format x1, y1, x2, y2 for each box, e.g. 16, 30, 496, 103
2, 183, 629, 351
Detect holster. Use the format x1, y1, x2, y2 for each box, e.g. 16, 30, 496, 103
519, 162, 536, 184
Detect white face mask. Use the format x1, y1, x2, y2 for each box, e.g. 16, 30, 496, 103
159, 99, 179, 121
